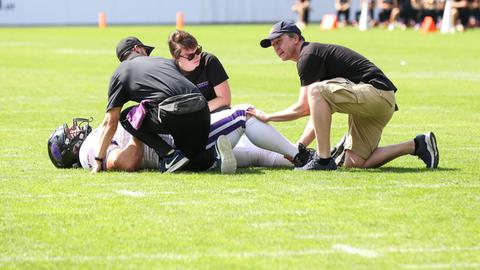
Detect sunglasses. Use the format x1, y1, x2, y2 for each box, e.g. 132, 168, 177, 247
179, 46, 202, 61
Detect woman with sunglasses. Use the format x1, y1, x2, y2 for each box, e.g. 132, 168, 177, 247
167, 30, 312, 168
168, 30, 231, 113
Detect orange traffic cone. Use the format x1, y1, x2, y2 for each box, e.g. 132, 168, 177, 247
176, 11, 184, 30
98, 12, 107, 29
321, 14, 338, 30
420, 16, 436, 33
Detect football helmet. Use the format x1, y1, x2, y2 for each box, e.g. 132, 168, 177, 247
48, 117, 93, 168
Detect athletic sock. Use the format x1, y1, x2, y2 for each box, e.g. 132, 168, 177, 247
318, 157, 333, 165
413, 137, 419, 155
245, 117, 298, 157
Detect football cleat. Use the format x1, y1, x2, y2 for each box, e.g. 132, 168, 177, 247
292, 143, 315, 167
295, 153, 337, 171
159, 149, 189, 173
215, 135, 237, 174
414, 132, 439, 169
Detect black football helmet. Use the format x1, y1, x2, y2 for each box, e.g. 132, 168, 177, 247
48, 118, 93, 168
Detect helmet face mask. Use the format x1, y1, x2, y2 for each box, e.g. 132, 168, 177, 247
48, 118, 92, 168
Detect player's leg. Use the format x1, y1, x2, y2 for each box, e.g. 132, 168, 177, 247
234, 104, 311, 167
106, 137, 144, 172
233, 135, 293, 167
244, 114, 298, 158
185, 107, 243, 172
206, 106, 248, 149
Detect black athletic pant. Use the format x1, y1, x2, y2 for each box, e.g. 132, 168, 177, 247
120, 103, 210, 160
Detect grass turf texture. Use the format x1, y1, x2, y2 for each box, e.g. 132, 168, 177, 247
0, 25, 479, 269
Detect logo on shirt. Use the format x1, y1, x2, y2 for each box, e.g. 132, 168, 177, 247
197, 81, 209, 90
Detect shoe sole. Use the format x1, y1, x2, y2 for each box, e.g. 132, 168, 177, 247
331, 134, 347, 166
216, 135, 237, 174
426, 132, 439, 169
164, 157, 189, 173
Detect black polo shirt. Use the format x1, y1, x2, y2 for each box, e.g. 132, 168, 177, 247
107, 55, 200, 111
181, 52, 229, 102
297, 42, 397, 92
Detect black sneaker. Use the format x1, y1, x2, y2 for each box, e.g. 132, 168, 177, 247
330, 134, 347, 167
159, 149, 189, 173
295, 153, 337, 171
414, 132, 439, 169
293, 143, 315, 167
215, 135, 236, 174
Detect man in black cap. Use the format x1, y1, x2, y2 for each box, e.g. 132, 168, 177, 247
92, 36, 235, 174
248, 20, 439, 170
116, 36, 155, 62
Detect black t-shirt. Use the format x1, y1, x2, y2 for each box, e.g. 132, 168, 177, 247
107, 55, 200, 111
297, 42, 397, 92
181, 52, 229, 102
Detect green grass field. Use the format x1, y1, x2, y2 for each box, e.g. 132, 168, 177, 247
0, 24, 479, 269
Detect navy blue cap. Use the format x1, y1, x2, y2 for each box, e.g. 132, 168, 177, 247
260, 20, 302, 48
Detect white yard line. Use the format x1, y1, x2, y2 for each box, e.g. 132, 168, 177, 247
285, 184, 480, 192
158, 199, 255, 205
297, 233, 398, 240
250, 221, 326, 228
401, 262, 480, 269
116, 190, 145, 197
383, 246, 480, 254
53, 48, 112, 55
1, 245, 479, 263
332, 244, 380, 258
0, 249, 335, 263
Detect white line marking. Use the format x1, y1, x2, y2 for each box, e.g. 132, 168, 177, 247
53, 48, 112, 55
383, 246, 480, 254
1, 246, 479, 263
332, 244, 379, 258
401, 262, 480, 269
250, 222, 326, 228
0, 249, 335, 263
297, 233, 397, 240
285, 184, 480, 192
116, 190, 145, 197
388, 71, 480, 81
158, 199, 255, 205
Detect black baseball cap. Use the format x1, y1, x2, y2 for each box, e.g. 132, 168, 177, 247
260, 20, 303, 48
116, 36, 155, 61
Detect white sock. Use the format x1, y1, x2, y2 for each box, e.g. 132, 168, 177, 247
245, 117, 298, 157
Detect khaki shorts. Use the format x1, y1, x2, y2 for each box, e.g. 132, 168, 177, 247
311, 78, 396, 159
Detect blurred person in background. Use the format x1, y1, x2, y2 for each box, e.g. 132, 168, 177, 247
291, 0, 311, 29
336, 0, 352, 26
355, 0, 377, 27
450, 0, 471, 31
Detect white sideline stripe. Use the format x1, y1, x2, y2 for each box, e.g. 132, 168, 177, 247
383, 246, 480, 254
401, 263, 480, 269
116, 190, 145, 197
333, 244, 379, 258
2, 246, 479, 263
389, 71, 480, 81
158, 199, 255, 205
0, 193, 80, 198
0, 249, 336, 263
286, 184, 480, 192
53, 48, 112, 55
297, 233, 397, 240
0, 41, 47, 47
2, 183, 478, 200
250, 222, 326, 228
